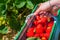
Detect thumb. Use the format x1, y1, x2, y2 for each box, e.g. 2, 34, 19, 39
34, 3, 42, 15
51, 6, 59, 16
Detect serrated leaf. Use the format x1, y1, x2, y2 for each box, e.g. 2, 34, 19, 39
16, 1, 26, 8
26, 1, 34, 9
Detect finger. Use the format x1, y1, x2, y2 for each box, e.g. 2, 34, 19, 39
55, 4, 60, 8
38, 3, 42, 7
53, 6, 59, 12
51, 6, 59, 16
34, 4, 42, 15
51, 4, 60, 12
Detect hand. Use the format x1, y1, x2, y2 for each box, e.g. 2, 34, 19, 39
34, 0, 60, 15
51, 5, 60, 16
34, 1, 51, 15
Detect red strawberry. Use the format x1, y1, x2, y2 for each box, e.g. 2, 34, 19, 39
43, 25, 47, 31
40, 33, 44, 37
26, 27, 34, 37
37, 20, 41, 24
44, 33, 50, 39
34, 20, 42, 25
26, 31, 34, 37
33, 20, 41, 25
36, 15, 41, 20
27, 27, 34, 32
46, 26, 52, 33
41, 36, 47, 40
35, 24, 43, 33
34, 33, 40, 37
41, 17, 47, 23
48, 21, 54, 27
34, 20, 38, 25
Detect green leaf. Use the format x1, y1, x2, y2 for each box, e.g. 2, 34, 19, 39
0, 25, 8, 34
12, 9, 18, 14
0, 3, 6, 16
31, 0, 48, 5
6, 0, 10, 4
26, 37, 41, 40
15, 1, 26, 8
42, 0, 48, 2
0, 4, 5, 11
26, 0, 34, 9
8, 14, 20, 31
1, 10, 6, 15
2, 27, 8, 34
26, 37, 36, 40
0, 0, 8, 4
36, 38, 40, 40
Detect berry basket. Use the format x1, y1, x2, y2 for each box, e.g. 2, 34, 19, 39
14, 5, 60, 40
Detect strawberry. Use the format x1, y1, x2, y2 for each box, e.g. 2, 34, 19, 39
37, 20, 41, 24
44, 33, 50, 39
43, 25, 47, 31
27, 27, 34, 32
26, 31, 34, 37
33, 20, 38, 25
34, 33, 40, 37
36, 15, 41, 20
26, 27, 34, 37
48, 21, 54, 27
41, 17, 47, 23
41, 36, 47, 40
35, 24, 43, 34
33, 20, 41, 25
40, 33, 44, 37
46, 26, 52, 33
36, 20, 41, 24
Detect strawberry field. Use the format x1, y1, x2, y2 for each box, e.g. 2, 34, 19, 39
0, 0, 48, 40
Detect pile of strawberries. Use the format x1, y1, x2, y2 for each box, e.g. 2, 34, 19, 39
26, 12, 54, 40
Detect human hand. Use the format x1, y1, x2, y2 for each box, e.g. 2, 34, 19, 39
34, 1, 51, 15
34, 0, 60, 15
34, 1, 52, 15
